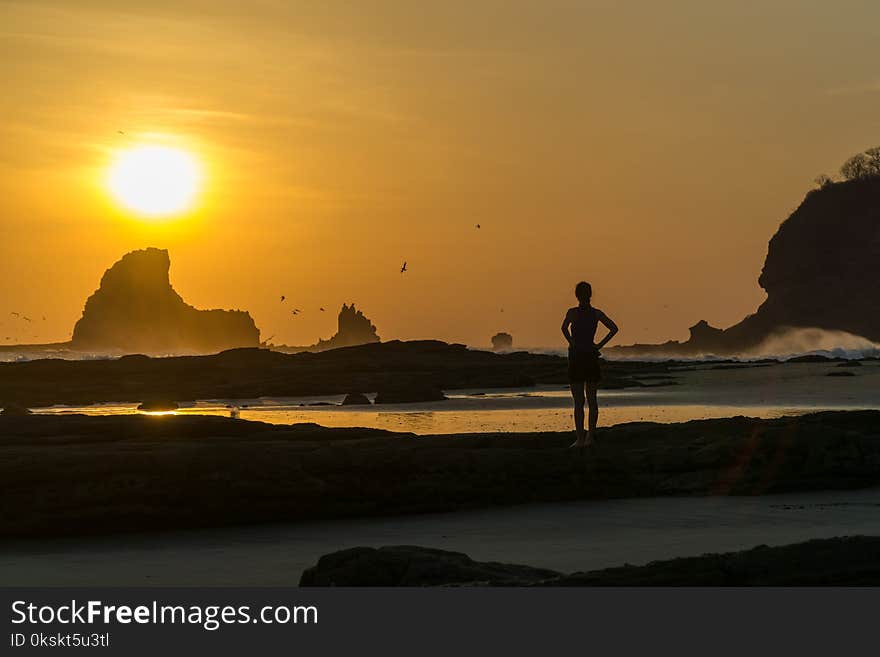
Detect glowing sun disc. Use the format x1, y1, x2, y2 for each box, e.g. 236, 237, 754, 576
108, 145, 201, 216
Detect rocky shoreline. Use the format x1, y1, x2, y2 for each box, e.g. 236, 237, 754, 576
2, 410, 879, 538
0, 340, 675, 408
299, 537, 880, 586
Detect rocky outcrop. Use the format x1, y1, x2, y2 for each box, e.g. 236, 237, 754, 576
0, 340, 590, 407
71, 248, 259, 354
2, 410, 879, 538
312, 304, 380, 351
276, 304, 381, 353
491, 332, 513, 351
300, 537, 880, 586
613, 176, 880, 356
300, 546, 559, 586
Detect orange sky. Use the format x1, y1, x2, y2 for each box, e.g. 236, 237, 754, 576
1, 0, 879, 349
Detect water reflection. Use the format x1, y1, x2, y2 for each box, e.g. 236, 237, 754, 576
31, 396, 870, 435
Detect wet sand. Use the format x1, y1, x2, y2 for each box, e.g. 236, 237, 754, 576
4, 486, 880, 586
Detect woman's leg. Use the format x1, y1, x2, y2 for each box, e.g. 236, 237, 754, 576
570, 381, 586, 446
585, 381, 599, 442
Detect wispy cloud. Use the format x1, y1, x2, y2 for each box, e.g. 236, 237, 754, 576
824, 79, 880, 96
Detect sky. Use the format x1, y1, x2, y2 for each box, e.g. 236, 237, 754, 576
1, 0, 879, 349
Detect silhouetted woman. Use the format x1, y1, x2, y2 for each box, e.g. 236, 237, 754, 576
561, 281, 619, 447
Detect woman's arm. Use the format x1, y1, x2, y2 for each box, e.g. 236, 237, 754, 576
560, 309, 573, 346
594, 310, 619, 350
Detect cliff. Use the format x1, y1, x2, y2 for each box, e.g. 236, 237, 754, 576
614, 176, 880, 356
71, 248, 259, 353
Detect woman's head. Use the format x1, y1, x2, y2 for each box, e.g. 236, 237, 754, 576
575, 281, 592, 304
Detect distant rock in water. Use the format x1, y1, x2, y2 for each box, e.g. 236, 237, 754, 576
280, 303, 380, 353
313, 304, 380, 350
71, 248, 259, 354
491, 332, 513, 351
614, 175, 880, 357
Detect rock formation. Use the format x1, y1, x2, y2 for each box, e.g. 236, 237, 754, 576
4, 410, 879, 538
71, 248, 259, 354
311, 304, 380, 351
300, 545, 560, 586
614, 176, 880, 356
300, 537, 880, 586
491, 332, 513, 351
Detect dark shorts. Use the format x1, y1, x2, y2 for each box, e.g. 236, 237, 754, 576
568, 347, 601, 383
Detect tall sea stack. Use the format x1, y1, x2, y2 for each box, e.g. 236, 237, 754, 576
71, 248, 260, 353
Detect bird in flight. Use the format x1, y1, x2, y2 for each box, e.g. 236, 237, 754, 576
476, 223, 481, 229
10, 312, 19, 317
292, 308, 301, 315
118, 130, 125, 135
319, 307, 325, 312
22, 316, 31, 322
400, 261, 407, 273
280, 295, 286, 302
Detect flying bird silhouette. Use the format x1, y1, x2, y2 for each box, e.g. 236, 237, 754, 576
280, 295, 286, 302
476, 223, 481, 229
319, 307, 325, 312
400, 261, 407, 273
22, 316, 31, 322
292, 309, 301, 315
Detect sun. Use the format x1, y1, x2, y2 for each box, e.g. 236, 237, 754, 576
107, 145, 202, 217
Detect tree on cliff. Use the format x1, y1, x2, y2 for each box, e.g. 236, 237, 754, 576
840, 146, 880, 181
